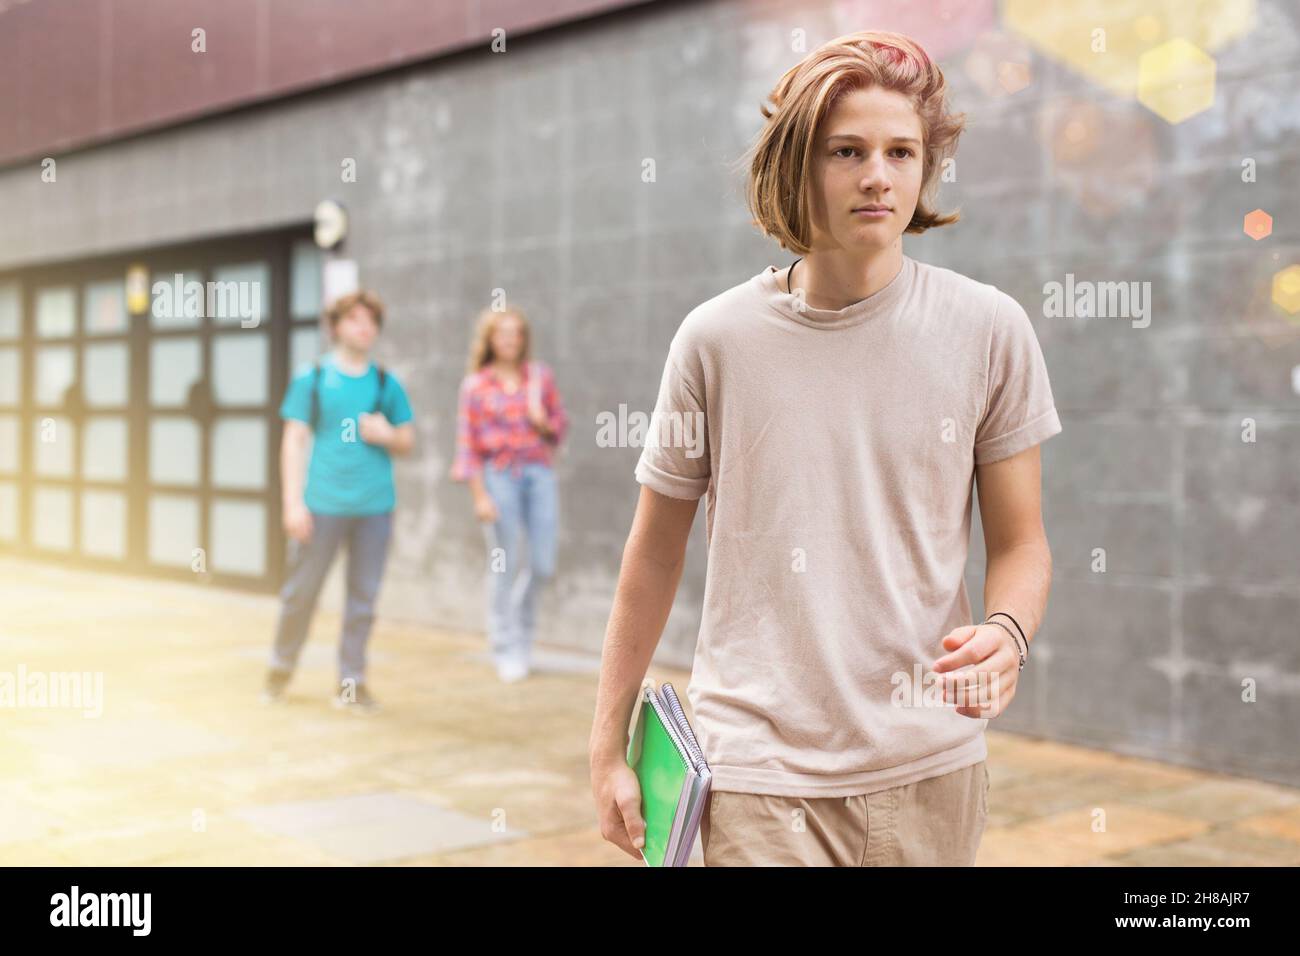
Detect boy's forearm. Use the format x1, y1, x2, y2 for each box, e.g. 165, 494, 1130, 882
280, 436, 307, 508
982, 540, 1052, 646
588, 548, 686, 764
385, 427, 415, 456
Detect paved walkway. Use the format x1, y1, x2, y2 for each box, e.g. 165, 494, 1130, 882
2, 558, 1298, 866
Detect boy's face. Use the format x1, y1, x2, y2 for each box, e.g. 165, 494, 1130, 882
333, 303, 380, 351
809, 85, 925, 255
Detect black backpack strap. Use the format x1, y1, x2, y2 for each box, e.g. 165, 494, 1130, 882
309, 360, 322, 433
373, 364, 387, 414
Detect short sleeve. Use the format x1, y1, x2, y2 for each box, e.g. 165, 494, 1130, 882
384, 373, 413, 425
280, 368, 313, 424
973, 293, 1062, 465
634, 347, 710, 500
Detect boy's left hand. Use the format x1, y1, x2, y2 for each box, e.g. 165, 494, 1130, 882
932, 623, 1020, 719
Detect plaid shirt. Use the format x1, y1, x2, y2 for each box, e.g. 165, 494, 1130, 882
451, 361, 569, 481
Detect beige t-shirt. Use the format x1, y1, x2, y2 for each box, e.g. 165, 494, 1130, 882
634, 252, 1062, 797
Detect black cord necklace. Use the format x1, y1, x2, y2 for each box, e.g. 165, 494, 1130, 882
786, 257, 803, 294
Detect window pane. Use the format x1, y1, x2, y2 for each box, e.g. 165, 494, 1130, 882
0, 282, 18, 339
81, 489, 126, 558
33, 486, 72, 551
211, 333, 267, 406
291, 241, 323, 319
210, 498, 265, 576
210, 262, 270, 327
290, 325, 324, 377
34, 416, 74, 477
149, 493, 199, 568
83, 342, 130, 407
211, 416, 266, 490
84, 280, 127, 335
35, 346, 75, 406
151, 270, 203, 329
0, 348, 19, 405
0, 414, 18, 473
149, 417, 200, 486
36, 287, 76, 338
151, 337, 202, 407
0, 480, 15, 541
83, 416, 128, 482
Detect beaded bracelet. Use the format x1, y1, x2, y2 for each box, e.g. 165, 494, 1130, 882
987, 611, 1029, 660
983, 617, 1026, 670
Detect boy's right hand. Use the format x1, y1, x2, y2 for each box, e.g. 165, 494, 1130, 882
283, 502, 313, 543
591, 755, 646, 860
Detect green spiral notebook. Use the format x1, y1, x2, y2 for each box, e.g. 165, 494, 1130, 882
625, 679, 712, 867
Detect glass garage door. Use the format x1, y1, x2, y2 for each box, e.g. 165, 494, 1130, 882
0, 282, 20, 546
0, 230, 325, 592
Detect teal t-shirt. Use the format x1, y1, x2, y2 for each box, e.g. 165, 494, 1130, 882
280, 354, 414, 516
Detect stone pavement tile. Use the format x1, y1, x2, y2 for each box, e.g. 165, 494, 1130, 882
985, 766, 1116, 827
1234, 804, 1300, 845
233, 791, 520, 864
0, 840, 85, 866
32, 817, 236, 866
405, 826, 643, 867
5, 773, 214, 833
984, 753, 1213, 829
145, 816, 354, 866
995, 736, 1205, 786
9, 715, 240, 769
1134, 777, 1300, 825
0, 789, 71, 845
1098, 824, 1300, 866
977, 803, 1211, 866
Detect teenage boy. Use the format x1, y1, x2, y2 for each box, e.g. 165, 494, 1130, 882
262, 289, 415, 712
590, 31, 1062, 865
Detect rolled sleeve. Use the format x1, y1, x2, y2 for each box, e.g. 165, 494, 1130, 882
974, 293, 1063, 465
634, 351, 710, 500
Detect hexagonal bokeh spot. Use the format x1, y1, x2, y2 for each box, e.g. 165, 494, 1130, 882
1273, 265, 1300, 317
1004, 0, 1254, 99
1244, 209, 1273, 240
1137, 38, 1216, 123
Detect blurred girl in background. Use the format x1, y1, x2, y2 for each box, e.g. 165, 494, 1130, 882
452, 307, 569, 683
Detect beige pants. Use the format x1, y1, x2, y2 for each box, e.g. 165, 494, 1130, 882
701, 760, 989, 866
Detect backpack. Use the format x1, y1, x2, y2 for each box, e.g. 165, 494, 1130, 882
309, 359, 387, 433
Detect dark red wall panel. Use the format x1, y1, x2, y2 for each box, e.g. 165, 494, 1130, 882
0, 0, 658, 166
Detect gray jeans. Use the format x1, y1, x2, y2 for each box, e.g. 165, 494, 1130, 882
270, 511, 394, 684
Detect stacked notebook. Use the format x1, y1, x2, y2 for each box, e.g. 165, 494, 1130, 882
625, 679, 712, 867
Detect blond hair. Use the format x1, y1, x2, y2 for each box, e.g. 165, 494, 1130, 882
740, 30, 965, 254
466, 306, 532, 374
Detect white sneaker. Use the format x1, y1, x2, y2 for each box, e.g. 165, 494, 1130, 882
496, 654, 529, 683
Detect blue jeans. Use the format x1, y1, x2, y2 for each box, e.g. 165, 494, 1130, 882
481, 462, 558, 664
270, 511, 393, 684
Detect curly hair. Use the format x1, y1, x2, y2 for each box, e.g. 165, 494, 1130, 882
325, 289, 385, 331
